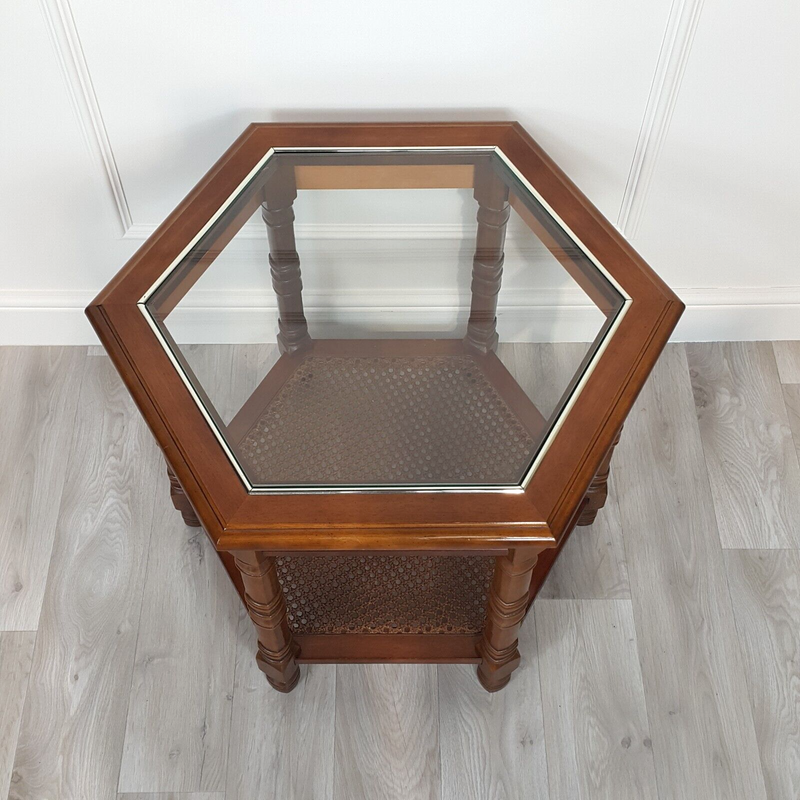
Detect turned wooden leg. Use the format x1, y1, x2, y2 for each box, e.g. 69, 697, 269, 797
166, 464, 200, 527
577, 426, 623, 527
233, 551, 300, 693
477, 547, 539, 692
465, 161, 510, 354
262, 163, 310, 355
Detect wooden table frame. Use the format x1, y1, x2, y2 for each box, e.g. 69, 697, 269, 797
87, 122, 683, 692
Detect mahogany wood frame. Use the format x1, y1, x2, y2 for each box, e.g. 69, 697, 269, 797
87, 122, 683, 692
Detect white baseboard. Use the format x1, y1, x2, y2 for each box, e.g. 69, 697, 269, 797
1, 287, 799, 345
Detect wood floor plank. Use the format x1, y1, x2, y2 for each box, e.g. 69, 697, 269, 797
772, 341, 800, 384
687, 342, 800, 548
725, 550, 800, 800
0, 346, 87, 631
0, 631, 36, 800
117, 495, 240, 793
118, 794, 223, 800
225, 612, 335, 800
438, 621, 548, 800
783, 384, 800, 463
614, 344, 767, 799
504, 342, 629, 599
535, 599, 657, 800
334, 664, 440, 800
9, 357, 162, 800
537, 480, 629, 599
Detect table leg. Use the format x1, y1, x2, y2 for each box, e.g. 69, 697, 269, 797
233, 551, 300, 693
465, 162, 510, 354
477, 547, 540, 692
166, 463, 200, 527
261, 164, 310, 355
577, 426, 623, 526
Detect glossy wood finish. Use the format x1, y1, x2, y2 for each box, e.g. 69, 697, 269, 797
465, 161, 510, 354
86, 122, 683, 554
233, 551, 300, 692
261, 162, 310, 355
577, 426, 622, 526
477, 548, 540, 691
166, 462, 200, 527
85, 122, 682, 690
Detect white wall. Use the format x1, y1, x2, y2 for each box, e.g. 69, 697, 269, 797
2, 0, 799, 344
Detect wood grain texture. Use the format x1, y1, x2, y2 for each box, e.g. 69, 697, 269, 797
0, 631, 36, 800
687, 342, 800, 548
535, 599, 658, 800
783, 384, 800, 464
503, 343, 629, 599
9, 357, 162, 800
438, 622, 548, 800
117, 494, 240, 793
225, 611, 335, 800
334, 664, 440, 800
614, 344, 767, 799
0, 346, 86, 630
772, 341, 800, 384
725, 550, 800, 800
537, 480, 629, 599
118, 795, 223, 800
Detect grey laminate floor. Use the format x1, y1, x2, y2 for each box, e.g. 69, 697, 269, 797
2, 342, 800, 800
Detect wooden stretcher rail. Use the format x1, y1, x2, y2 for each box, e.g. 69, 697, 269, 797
294, 163, 475, 190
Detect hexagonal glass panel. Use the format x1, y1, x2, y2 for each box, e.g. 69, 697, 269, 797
141, 147, 629, 491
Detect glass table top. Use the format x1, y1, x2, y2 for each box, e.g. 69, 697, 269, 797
141, 147, 629, 492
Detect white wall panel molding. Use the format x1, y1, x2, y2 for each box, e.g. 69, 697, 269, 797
617, 0, 705, 238
4, 287, 800, 346
39, 0, 132, 234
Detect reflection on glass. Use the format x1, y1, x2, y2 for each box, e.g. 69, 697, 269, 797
143, 148, 627, 490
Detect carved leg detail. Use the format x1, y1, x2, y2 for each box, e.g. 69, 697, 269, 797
477, 548, 539, 692
465, 162, 510, 354
577, 426, 623, 527
233, 551, 300, 693
166, 464, 200, 527
262, 164, 310, 355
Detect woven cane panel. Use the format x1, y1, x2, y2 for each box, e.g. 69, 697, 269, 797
238, 355, 536, 485
275, 554, 496, 635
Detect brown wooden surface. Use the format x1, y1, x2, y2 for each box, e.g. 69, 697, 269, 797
577, 425, 622, 526
294, 633, 482, 664
477, 547, 541, 691
233, 551, 300, 692
225, 338, 548, 487
295, 162, 475, 189
86, 122, 682, 555
465, 161, 510, 353
261, 161, 310, 355
86, 122, 682, 689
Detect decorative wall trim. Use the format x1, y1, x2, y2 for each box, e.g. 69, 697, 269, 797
617, 0, 705, 239
124, 222, 478, 241
3, 287, 800, 345
39, 0, 132, 234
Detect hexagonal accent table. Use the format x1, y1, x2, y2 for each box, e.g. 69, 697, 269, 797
87, 122, 683, 692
